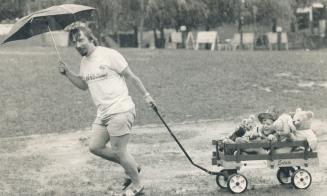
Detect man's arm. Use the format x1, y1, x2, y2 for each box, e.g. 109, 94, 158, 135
121, 66, 156, 107
58, 61, 88, 91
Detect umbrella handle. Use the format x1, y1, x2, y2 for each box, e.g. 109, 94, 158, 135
47, 25, 63, 62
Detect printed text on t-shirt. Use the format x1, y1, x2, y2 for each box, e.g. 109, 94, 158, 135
82, 65, 109, 82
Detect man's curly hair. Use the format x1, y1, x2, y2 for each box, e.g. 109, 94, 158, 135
68, 22, 99, 46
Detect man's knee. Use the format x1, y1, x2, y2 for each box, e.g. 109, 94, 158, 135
89, 144, 104, 155
110, 135, 129, 160
111, 145, 127, 161
89, 127, 109, 155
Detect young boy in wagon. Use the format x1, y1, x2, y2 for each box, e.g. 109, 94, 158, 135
223, 107, 297, 154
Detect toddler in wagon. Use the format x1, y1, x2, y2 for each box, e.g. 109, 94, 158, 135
254, 107, 296, 153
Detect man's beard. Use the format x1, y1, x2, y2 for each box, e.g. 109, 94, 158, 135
77, 48, 88, 56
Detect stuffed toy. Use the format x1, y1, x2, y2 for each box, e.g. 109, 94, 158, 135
235, 115, 258, 143
223, 115, 263, 155
273, 113, 296, 141
292, 108, 318, 151
223, 115, 257, 144
241, 115, 257, 132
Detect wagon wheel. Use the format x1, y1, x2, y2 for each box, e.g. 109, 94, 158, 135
292, 169, 312, 189
216, 174, 228, 189
227, 173, 248, 194
216, 170, 229, 189
277, 167, 295, 184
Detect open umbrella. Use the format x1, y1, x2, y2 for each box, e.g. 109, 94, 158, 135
0, 4, 95, 61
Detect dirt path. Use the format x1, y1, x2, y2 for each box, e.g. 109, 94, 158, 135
0, 119, 327, 195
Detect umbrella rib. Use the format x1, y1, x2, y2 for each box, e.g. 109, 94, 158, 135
58, 6, 79, 22
47, 25, 62, 61
30, 5, 74, 23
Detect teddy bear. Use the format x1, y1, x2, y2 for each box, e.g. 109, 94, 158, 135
292, 108, 318, 151
273, 113, 296, 142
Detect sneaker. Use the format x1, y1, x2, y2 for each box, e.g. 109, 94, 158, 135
122, 186, 144, 196
122, 167, 141, 190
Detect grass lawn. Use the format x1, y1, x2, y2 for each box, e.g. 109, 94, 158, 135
0, 46, 327, 137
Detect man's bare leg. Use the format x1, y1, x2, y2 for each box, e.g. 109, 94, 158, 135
89, 126, 120, 164
111, 134, 142, 188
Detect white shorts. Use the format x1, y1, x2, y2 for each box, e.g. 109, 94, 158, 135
92, 109, 136, 136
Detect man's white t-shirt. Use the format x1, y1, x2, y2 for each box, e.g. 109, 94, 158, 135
79, 46, 135, 117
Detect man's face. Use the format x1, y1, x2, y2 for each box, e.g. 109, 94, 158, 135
74, 30, 93, 56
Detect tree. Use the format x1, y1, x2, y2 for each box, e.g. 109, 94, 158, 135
202, 0, 238, 28
145, 0, 210, 47
119, 0, 144, 46
75, 0, 146, 47
74, 0, 120, 32
175, 0, 208, 29
249, 0, 296, 26
0, 0, 24, 21
145, 0, 176, 47
0, 0, 77, 22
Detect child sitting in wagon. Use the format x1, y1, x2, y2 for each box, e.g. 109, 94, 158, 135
223, 106, 297, 154
255, 107, 297, 153
257, 108, 294, 140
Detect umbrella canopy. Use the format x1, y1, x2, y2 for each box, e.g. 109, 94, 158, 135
1, 4, 95, 44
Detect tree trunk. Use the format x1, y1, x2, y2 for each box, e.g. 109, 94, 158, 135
133, 25, 138, 48
159, 27, 165, 48
153, 28, 158, 48
138, 0, 144, 48
113, 10, 119, 46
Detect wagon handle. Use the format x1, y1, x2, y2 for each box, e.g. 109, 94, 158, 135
152, 105, 223, 176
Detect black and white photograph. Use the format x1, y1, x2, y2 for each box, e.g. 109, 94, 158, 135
0, 0, 326, 195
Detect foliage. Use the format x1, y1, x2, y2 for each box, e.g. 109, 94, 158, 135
1, 0, 325, 33
0, 0, 76, 22
175, 0, 209, 29
0, 0, 24, 21
250, 0, 296, 24
73, 0, 120, 33
120, 0, 143, 30
145, 0, 178, 30
144, 0, 206, 30
73, 0, 144, 35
